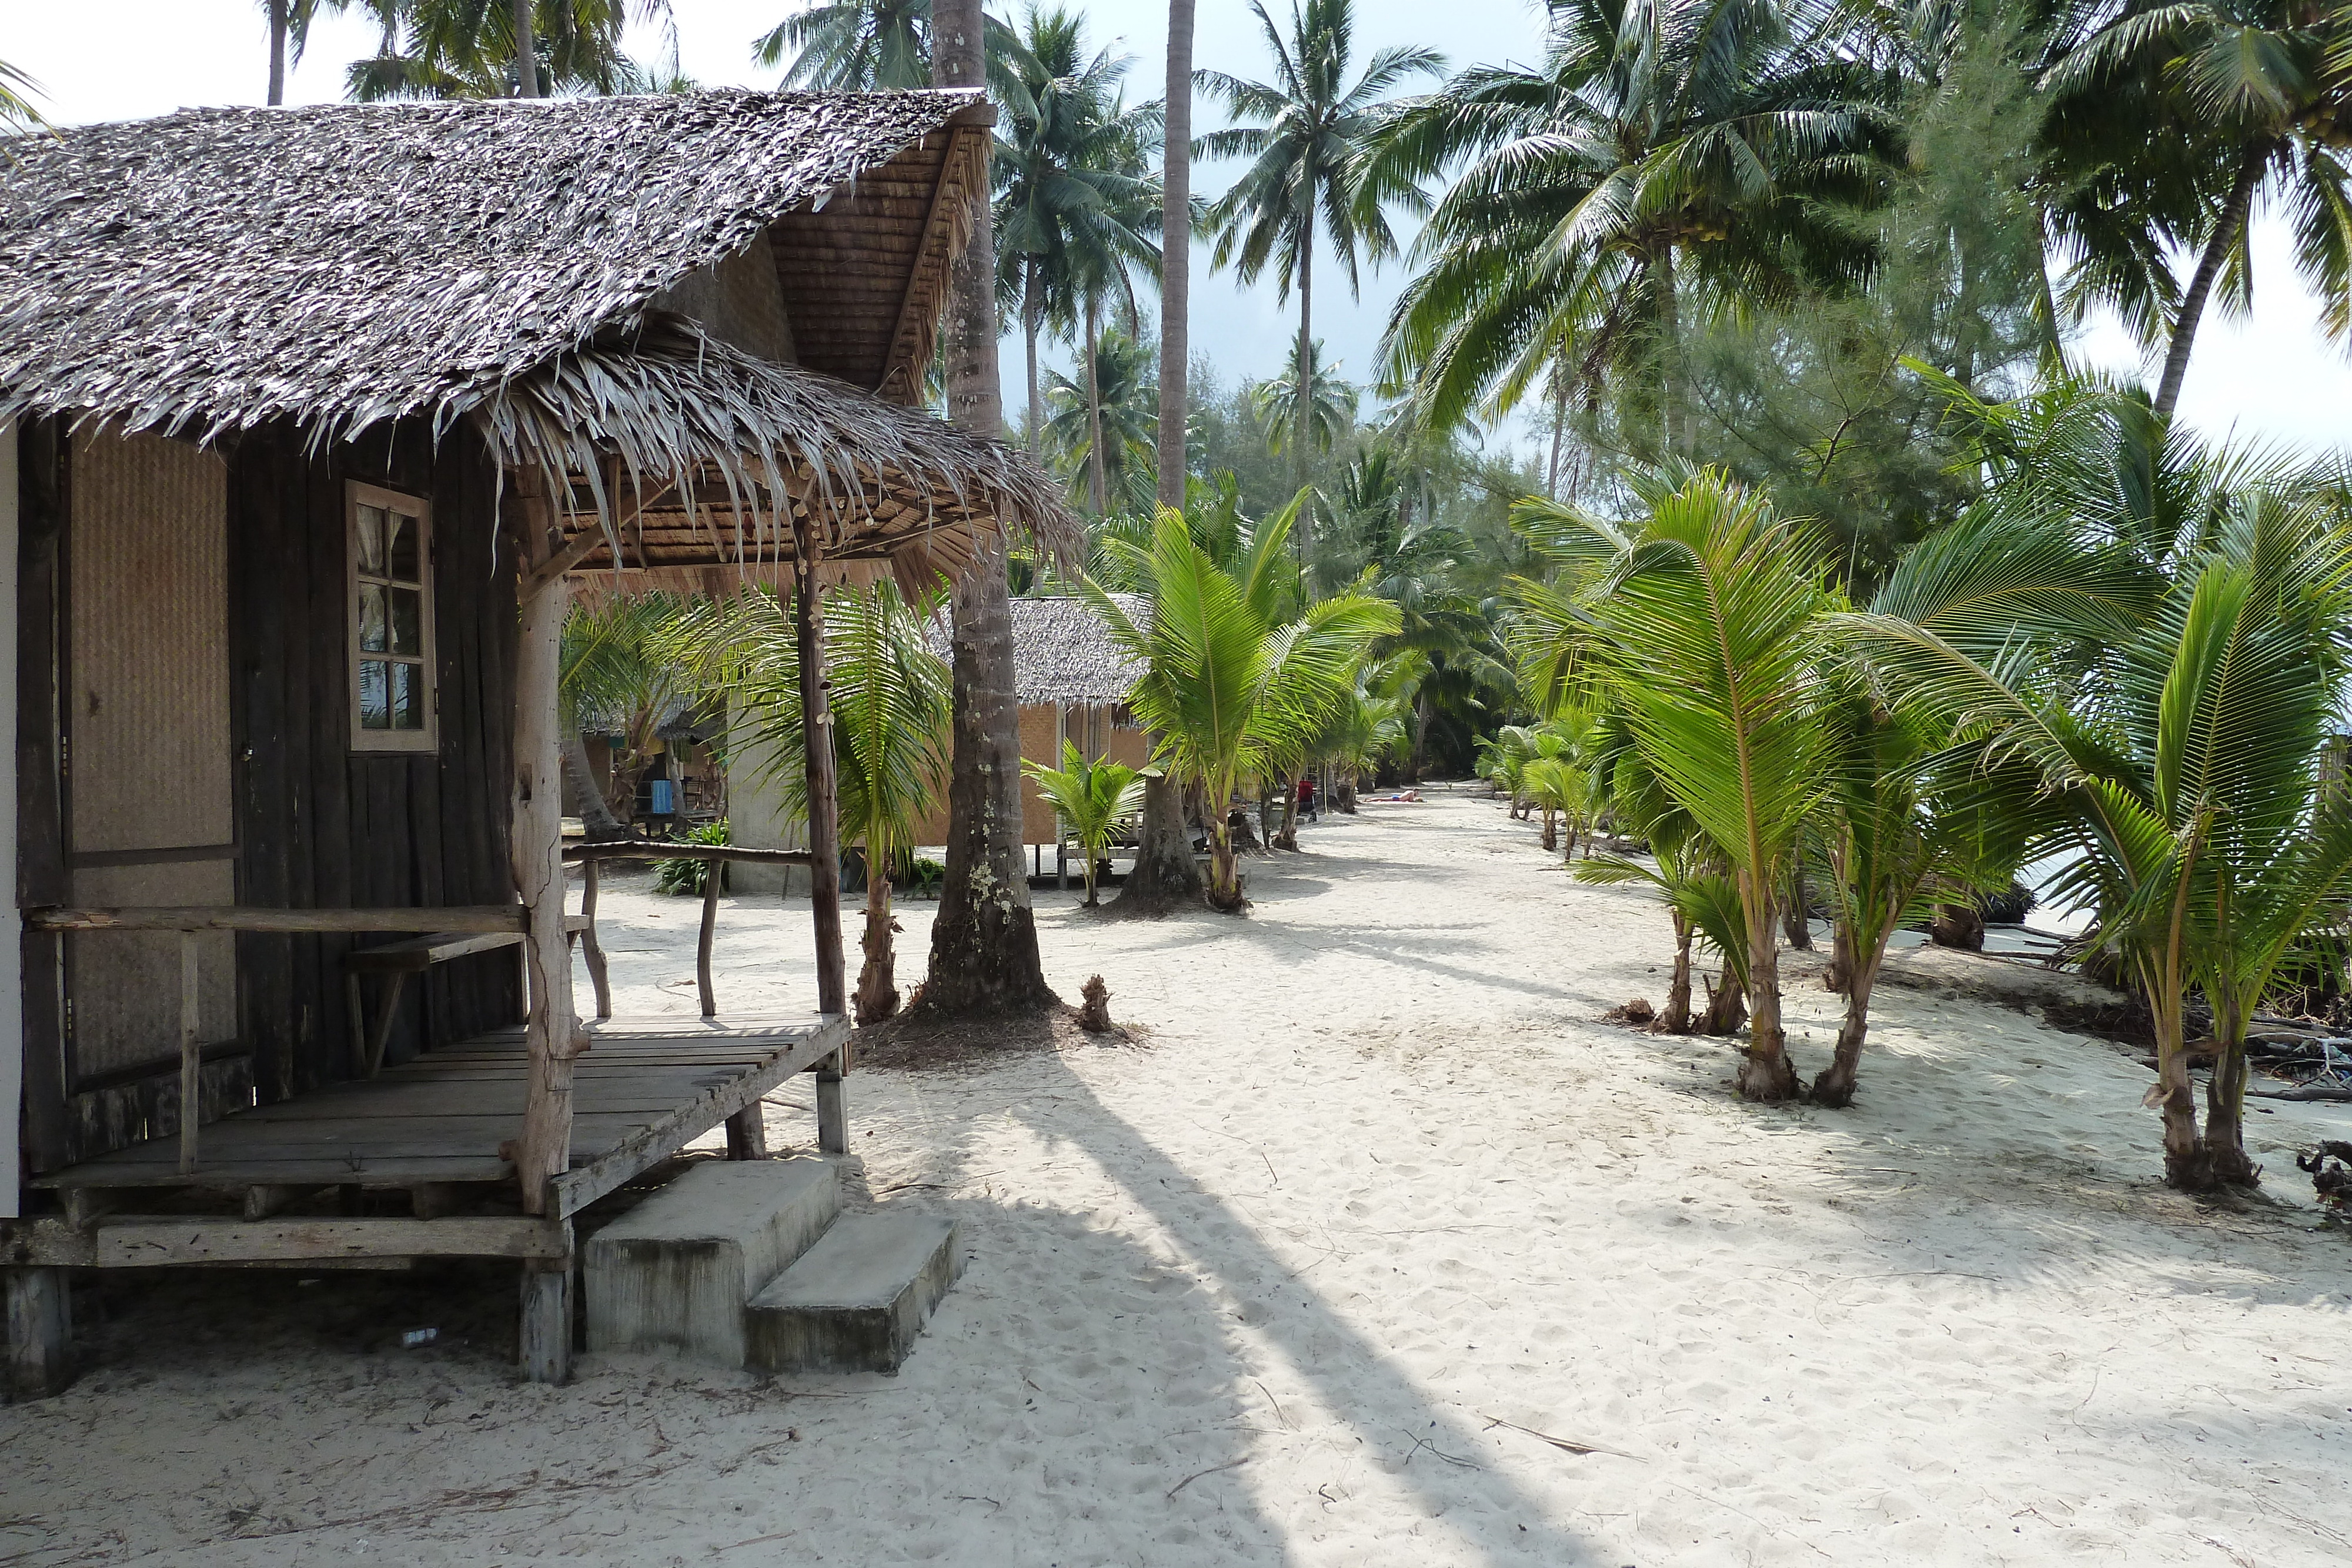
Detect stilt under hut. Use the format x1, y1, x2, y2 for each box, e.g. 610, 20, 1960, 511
0, 90, 1068, 1394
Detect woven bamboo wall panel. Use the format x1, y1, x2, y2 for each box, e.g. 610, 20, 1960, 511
69, 429, 233, 855
64, 861, 238, 1079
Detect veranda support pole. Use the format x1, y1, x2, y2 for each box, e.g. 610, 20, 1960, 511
510, 472, 581, 1231
793, 524, 850, 1155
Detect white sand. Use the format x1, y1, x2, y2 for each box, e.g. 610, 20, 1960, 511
6, 790, 2350, 1566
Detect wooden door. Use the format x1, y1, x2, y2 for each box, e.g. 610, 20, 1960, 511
61, 430, 239, 1147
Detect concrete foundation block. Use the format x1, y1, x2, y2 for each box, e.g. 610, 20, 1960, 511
584, 1158, 840, 1367
745, 1213, 959, 1375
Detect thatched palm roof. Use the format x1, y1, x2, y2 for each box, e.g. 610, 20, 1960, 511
926, 594, 1145, 706
0, 89, 1074, 591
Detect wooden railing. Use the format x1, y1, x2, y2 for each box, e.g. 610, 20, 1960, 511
562, 844, 814, 1019
24, 906, 530, 1176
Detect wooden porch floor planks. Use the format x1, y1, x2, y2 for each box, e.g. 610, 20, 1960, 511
32, 1015, 850, 1220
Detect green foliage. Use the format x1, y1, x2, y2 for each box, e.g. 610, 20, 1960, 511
1085, 501, 1398, 905
1023, 741, 1145, 905
654, 818, 730, 897
663, 581, 951, 880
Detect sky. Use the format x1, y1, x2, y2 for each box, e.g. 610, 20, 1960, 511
7, 0, 2351, 460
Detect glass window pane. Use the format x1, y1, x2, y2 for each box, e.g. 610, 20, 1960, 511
359, 661, 390, 729
390, 587, 422, 654
356, 506, 385, 576
388, 513, 420, 581
391, 661, 421, 730
358, 583, 388, 651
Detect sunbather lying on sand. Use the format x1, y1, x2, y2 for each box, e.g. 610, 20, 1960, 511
1368, 789, 1424, 803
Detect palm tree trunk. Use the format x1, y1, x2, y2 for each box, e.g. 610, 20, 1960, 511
1024, 261, 1044, 453
1084, 295, 1108, 514
1658, 912, 1694, 1034
1407, 689, 1432, 782
855, 847, 899, 1025
563, 731, 629, 841
1736, 874, 1799, 1101
511, 0, 536, 96
267, 0, 290, 105
1112, 770, 1202, 912
918, 0, 1056, 1015
1207, 818, 1243, 910
1294, 233, 1314, 576
1547, 357, 1568, 500
1539, 808, 1556, 852
1646, 242, 1684, 453
1156, 0, 1196, 510
1782, 857, 1813, 950
2154, 148, 2266, 423
1274, 779, 1299, 851
1809, 922, 1887, 1108
2204, 994, 2258, 1188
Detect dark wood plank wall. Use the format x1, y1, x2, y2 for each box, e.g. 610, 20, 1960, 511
227, 420, 521, 1111
14, 419, 525, 1178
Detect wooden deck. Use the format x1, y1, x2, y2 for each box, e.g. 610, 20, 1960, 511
26, 1014, 850, 1226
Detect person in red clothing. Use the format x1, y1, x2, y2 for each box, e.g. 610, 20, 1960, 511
1297, 775, 1317, 824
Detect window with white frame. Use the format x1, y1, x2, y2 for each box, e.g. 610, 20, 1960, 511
348, 482, 436, 751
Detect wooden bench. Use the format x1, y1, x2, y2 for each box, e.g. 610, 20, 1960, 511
345, 918, 607, 1077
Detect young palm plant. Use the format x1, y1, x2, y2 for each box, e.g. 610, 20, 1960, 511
667, 583, 952, 1026
1582, 470, 1832, 1099
1844, 490, 2352, 1186
1024, 741, 1145, 907
1085, 501, 1397, 908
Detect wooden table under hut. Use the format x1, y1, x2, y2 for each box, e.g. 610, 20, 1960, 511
0, 89, 1070, 1394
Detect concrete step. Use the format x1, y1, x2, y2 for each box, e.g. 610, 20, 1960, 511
745, 1212, 960, 1375
584, 1158, 841, 1368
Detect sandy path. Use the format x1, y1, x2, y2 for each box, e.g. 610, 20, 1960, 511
5, 791, 2348, 1567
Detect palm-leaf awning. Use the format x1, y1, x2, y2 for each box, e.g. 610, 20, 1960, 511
0, 89, 1075, 590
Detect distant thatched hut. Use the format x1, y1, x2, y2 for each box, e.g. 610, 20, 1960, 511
0, 91, 1069, 1392
914, 594, 1151, 858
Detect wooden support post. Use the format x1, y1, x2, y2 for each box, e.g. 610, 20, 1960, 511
510, 472, 581, 1219
793, 531, 847, 1021
6, 1269, 71, 1399
816, 1055, 848, 1155
178, 932, 201, 1175
696, 869, 721, 1019
579, 860, 612, 1020
519, 1253, 572, 1385
724, 1102, 769, 1160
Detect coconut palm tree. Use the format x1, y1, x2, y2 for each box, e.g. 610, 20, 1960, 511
1024, 741, 1145, 905
924, 0, 1060, 1013
1249, 339, 1359, 460
2041, 0, 2352, 422
994, 7, 1162, 460
1840, 429, 2352, 1183
669, 584, 952, 1026
1367, 0, 1888, 446
756, 0, 930, 87
345, 0, 660, 98
1085, 502, 1397, 908
1197, 0, 1442, 543
1576, 469, 1833, 1099
1158, 0, 1198, 511
753, 0, 1023, 95
1043, 323, 1157, 513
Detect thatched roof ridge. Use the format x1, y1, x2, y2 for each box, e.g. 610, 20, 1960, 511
926, 594, 1145, 706
0, 88, 981, 441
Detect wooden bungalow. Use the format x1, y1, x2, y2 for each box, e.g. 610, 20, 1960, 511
0, 90, 1067, 1394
